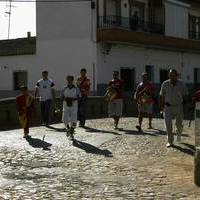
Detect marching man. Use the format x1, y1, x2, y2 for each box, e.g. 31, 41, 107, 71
107, 71, 124, 129
134, 72, 154, 131
160, 69, 188, 147
76, 68, 91, 127
61, 76, 80, 140
16, 86, 35, 138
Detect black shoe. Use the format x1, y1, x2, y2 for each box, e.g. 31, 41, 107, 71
136, 125, 141, 131
70, 128, 75, 140
23, 135, 31, 139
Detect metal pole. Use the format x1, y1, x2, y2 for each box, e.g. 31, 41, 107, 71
7, 0, 12, 39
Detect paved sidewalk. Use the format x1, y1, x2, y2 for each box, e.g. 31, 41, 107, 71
0, 117, 199, 200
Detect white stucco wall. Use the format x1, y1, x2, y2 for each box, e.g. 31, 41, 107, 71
97, 43, 200, 85
0, 1, 97, 94
165, 0, 190, 39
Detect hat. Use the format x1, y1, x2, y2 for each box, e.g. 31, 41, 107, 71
142, 72, 148, 77
42, 70, 48, 74
20, 85, 28, 90
66, 75, 74, 80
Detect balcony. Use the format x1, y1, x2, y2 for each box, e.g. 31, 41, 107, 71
98, 15, 165, 35
189, 31, 200, 40
97, 29, 200, 54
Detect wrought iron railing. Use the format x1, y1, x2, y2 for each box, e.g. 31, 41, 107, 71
189, 31, 200, 40
98, 15, 165, 34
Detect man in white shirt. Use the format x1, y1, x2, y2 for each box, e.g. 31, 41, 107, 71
35, 70, 55, 126
61, 75, 80, 140
160, 69, 188, 147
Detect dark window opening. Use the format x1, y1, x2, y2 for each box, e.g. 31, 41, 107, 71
13, 71, 27, 90
145, 65, 154, 81
194, 68, 200, 89
120, 68, 135, 91
160, 69, 168, 85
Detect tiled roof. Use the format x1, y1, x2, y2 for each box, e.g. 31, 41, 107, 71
0, 37, 36, 56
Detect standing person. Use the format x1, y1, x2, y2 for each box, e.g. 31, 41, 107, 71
130, 11, 139, 30
77, 68, 91, 127
160, 69, 188, 148
61, 76, 80, 140
16, 86, 35, 138
107, 71, 124, 129
134, 72, 154, 131
35, 70, 55, 126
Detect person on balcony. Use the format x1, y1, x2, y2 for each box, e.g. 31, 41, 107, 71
130, 11, 139, 31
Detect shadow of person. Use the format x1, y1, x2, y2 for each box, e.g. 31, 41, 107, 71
172, 144, 194, 156
46, 125, 66, 132
122, 129, 158, 136
83, 126, 120, 136
182, 143, 196, 151
26, 136, 52, 151
72, 139, 113, 157
150, 128, 166, 136
152, 129, 190, 137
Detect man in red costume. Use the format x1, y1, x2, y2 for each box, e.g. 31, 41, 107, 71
134, 72, 154, 131
76, 68, 91, 127
107, 71, 124, 129
16, 86, 35, 138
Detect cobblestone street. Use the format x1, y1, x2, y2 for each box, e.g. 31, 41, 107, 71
0, 117, 199, 200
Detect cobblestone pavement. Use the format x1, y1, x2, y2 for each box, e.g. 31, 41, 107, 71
0, 117, 199, 200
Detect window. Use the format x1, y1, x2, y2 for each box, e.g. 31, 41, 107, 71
189, 15, 200, 40
13, 71, 27, 90
194, 68, 200, 83
145, 65, 154, 81
129, 1, 145, 21
160, 69, 168, 85
120, 68, 135, 91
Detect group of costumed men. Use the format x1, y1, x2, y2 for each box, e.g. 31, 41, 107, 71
16, 68, 195, 147
103, 69, 189, 148
16, 68, 90, 140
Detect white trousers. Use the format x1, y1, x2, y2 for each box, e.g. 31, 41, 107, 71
62, 103, 78, 126
164, 105, 183, 144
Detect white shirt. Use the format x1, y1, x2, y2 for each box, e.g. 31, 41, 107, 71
160, 79, 188, 106
61, 85, 80, 107
36, 79, 55, 101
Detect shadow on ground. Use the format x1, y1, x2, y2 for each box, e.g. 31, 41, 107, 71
151, 129, 190, 137
72, 139, 113, 157
46, 125, 66, 132
122, 129, 158, 136
84, 126, 120, 136
173, 143, 195, 156
26, 137, 52, 151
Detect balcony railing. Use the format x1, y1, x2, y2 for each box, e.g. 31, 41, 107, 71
98, 16, 165, 35
189, 31, 200, 40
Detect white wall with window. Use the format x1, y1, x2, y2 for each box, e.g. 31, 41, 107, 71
165, 0, 190, 39
97, 43, 200, 90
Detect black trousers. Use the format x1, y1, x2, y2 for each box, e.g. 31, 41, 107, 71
78, 96, 87, 126
40, 100, 52, 124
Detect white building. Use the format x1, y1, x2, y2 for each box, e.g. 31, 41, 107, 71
0, 0, 200, 97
